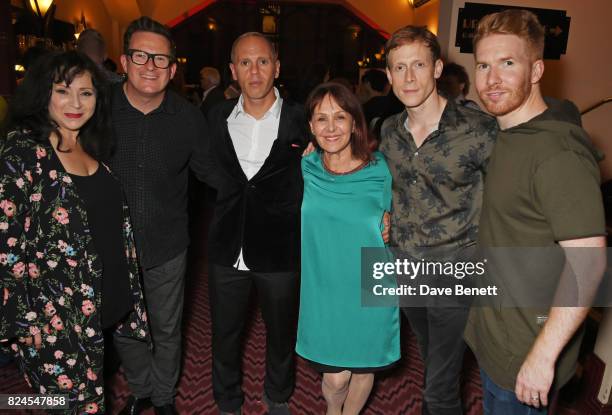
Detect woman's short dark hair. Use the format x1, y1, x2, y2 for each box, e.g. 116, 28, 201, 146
8, 50, 113, 161
306, 82, 376, 162
124, 16, 176, 58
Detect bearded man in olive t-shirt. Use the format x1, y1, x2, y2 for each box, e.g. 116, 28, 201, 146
464, 9, 606, 415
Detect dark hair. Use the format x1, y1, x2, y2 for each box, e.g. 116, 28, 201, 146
362, 69, 387, 93
123, 16, 176, 58
230, 32, 277, 63
103, 57, 117, 72
76, 29, 105, 60
306, 82, 376, 162
328, 77, 354, 92
22, 45, 49, 70
473, 9, 545, 60
385, 25, 441, 67
441, 62, 470, 95
8, 51, 113, 160
295, 62, 328, 104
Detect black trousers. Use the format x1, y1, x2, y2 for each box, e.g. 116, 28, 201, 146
403, 305, 469, 415
209, 264, 299, 412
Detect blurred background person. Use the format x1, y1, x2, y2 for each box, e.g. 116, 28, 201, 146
360, 69, 390, 126
328, 76, 355, 93
368, 91, 403, 141
199, 66, 225, 117
297, 82, 400, 415
168, 62, 191, 101
103, 57, 119, 74
0, 50, 148, 414
295, 62, 329, 104
223, 79, 241, 99
17, 45, 49, 85
437, 62, 480, 110
77, 28, 124, 84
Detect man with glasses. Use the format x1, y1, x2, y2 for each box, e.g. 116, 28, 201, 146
109, 16, 214, 415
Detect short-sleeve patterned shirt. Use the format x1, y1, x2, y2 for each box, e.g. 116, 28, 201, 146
380, 99, 498, 256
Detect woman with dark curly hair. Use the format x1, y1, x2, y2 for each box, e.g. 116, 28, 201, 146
0, 50, 148, 414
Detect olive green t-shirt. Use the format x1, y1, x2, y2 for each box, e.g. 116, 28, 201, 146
464, 113, 606, 391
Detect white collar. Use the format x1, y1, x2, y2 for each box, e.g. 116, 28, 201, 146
232, 87, 283, 120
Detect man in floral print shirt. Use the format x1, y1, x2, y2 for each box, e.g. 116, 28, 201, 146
379, 26, 497, 414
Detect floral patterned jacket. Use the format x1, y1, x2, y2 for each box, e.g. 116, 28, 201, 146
0, 132, 149, 414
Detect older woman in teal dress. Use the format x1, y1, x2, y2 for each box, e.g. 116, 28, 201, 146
296, 82, 400, 415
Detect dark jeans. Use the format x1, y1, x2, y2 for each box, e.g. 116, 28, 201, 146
403, 305, 469, 415
481, 370, 549, 415
209, 264, 299, 412
114, 250, 187, 406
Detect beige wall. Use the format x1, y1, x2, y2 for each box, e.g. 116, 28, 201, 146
438, 0, 612, 180
413, 0, 440, 34
345, 0, 414, 35
140, 0, 203, 25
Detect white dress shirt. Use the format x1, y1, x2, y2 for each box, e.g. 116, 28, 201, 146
227, 87, 283, 270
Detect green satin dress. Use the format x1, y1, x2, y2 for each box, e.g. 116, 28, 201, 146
296, 150, 400, 370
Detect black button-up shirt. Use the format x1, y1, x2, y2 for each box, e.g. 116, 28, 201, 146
109, 83, 212, 268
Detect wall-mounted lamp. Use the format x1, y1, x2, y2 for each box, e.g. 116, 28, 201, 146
73, 12, 87, 41
207, 18, 217, 31
29, 0, 54, 18
407, 0, 432, 7
28, 0, 56, 39
15, 65, 26, 73
177, 57, 187, 64
74, 23, 85, 40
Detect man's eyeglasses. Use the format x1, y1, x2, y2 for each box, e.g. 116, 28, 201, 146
127, 49, 174, 69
